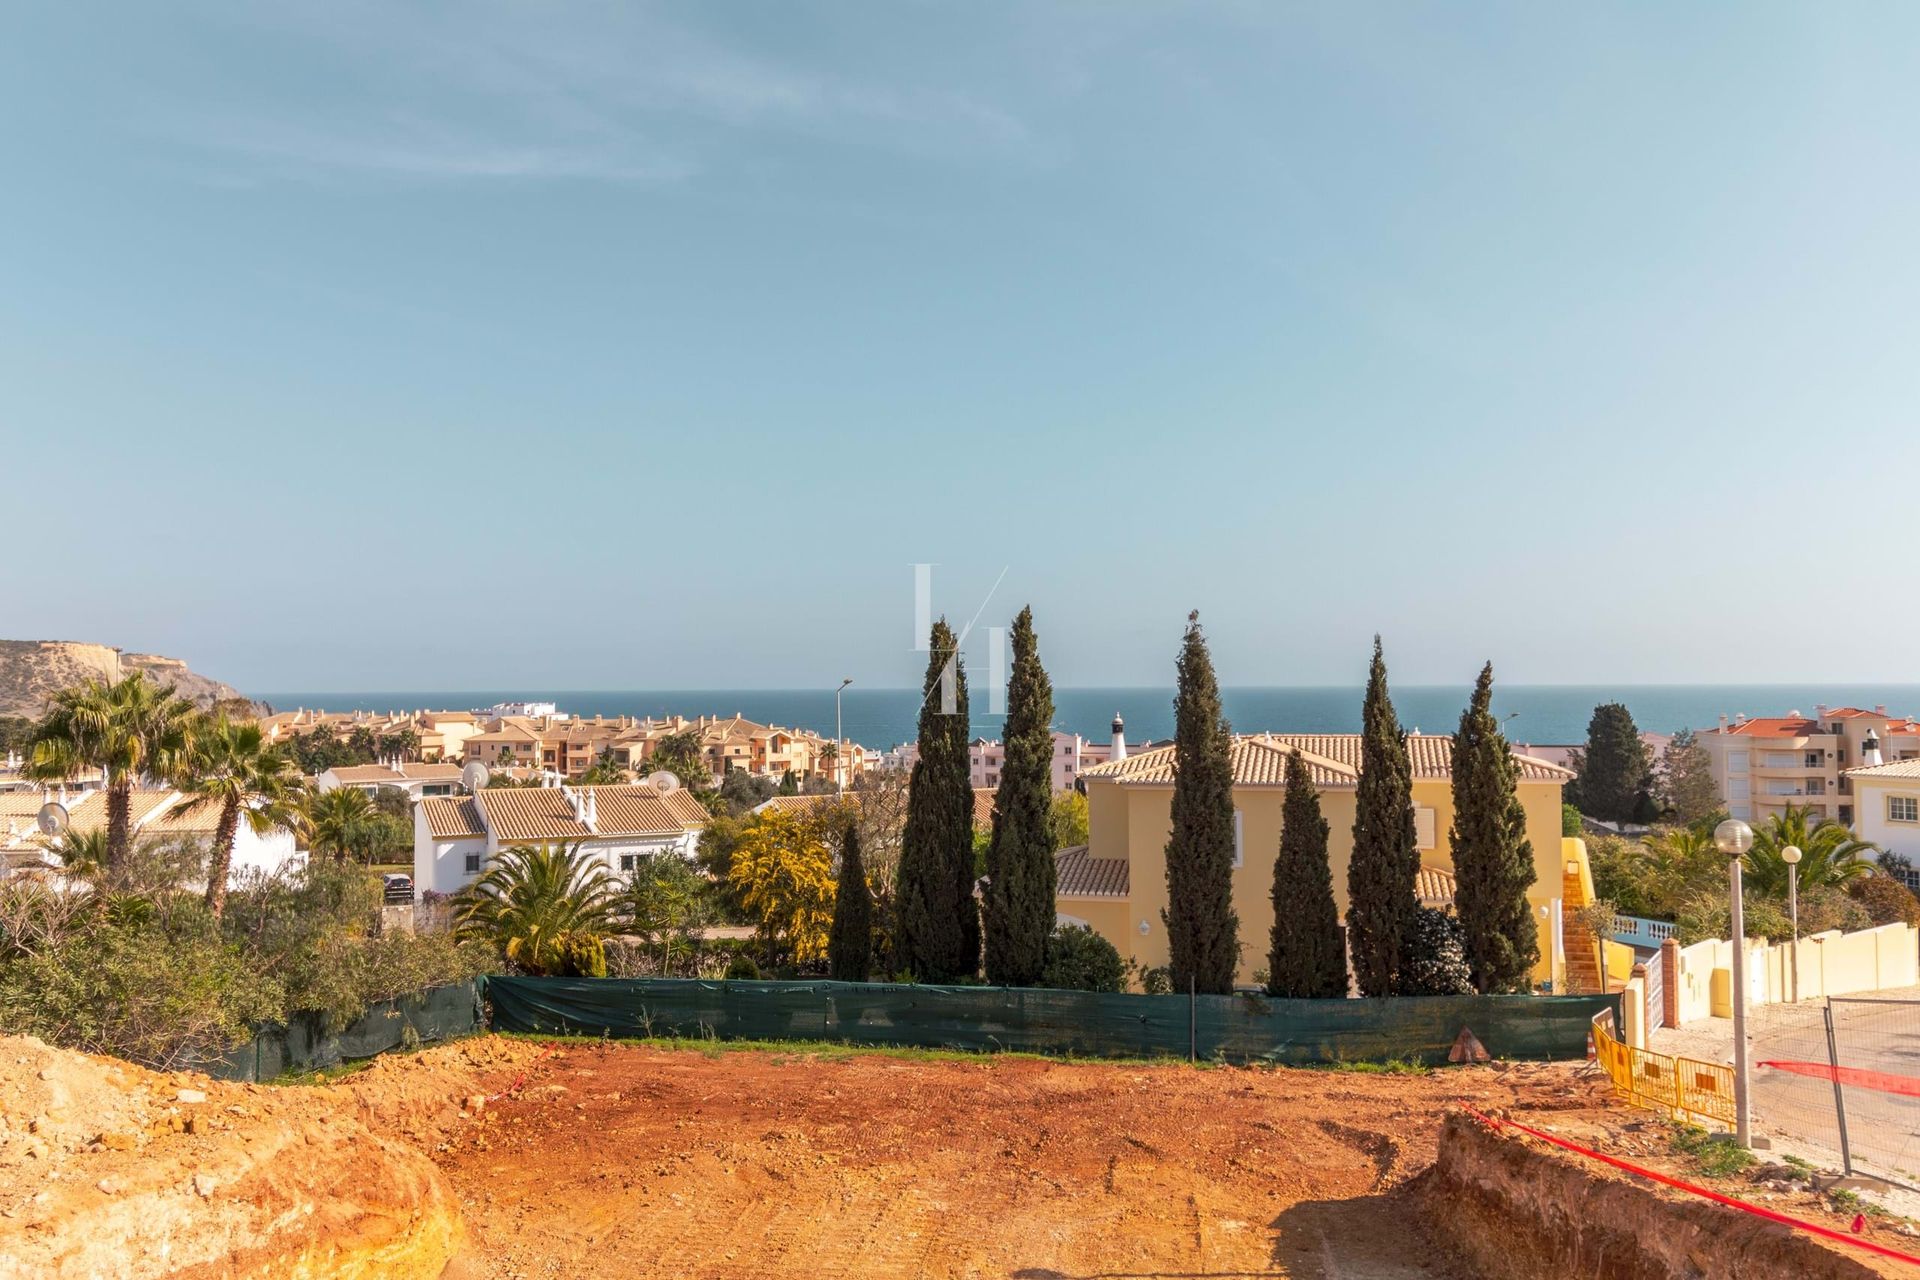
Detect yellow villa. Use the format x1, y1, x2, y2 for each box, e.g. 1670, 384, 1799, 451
1058, 733, 1575, 990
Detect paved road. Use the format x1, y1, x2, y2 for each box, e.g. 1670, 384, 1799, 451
1651, 986, 1920, 1186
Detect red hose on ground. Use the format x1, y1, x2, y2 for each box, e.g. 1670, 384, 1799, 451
1759, 1060, 1920, 1100
1460, 1105, 1920, 1269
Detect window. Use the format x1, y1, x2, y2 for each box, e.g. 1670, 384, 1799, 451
1890, 796, 1919, 824
1806, 752, 1823, 768
463, 852, 481, 875
1732, 803, 1751, 819
620, 853, 638, 872
1414, 806, 1437, 851
1728, 752, 1750, 773
1232, 810, 1244, 869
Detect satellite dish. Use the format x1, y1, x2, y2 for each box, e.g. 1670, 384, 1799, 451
461, 761, 491, 792
647, 770, 681, 793
36, 802, 69, 836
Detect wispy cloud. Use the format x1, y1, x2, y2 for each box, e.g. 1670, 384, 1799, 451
149, 2, 1036, 185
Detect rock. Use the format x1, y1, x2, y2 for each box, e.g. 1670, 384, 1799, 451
97, 1132, 137, 1152
463, 1094, 487, 1114
192, 1173, 218, 1199
96, 1178, 119, 1195
175, 1089, 207, 1104
183, 1114, 202, 1135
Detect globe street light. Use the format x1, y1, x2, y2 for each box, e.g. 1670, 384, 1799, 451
1715, 817, 1755, 1146
1782, 844, 1803, 1003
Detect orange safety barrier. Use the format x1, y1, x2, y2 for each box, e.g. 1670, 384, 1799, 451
1591, 1013, 1735, 1126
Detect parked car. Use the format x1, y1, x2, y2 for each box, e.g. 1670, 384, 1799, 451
381, 872, 414, 905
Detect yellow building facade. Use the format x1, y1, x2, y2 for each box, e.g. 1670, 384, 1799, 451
1056, 734, 1573, 990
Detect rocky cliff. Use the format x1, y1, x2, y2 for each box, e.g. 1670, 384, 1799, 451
0, 641, 254, 719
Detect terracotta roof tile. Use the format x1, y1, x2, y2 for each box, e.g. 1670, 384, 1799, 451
473, 785, 705, 844
1055, 844, 1129, 898
1416, 864, 1457, 908
1081, 733, 1569, 786
1844, 759, 1920, 780
422, 796, 486, 839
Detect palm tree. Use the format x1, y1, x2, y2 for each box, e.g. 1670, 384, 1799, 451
1746, 804, 1876, 896
171, 718, 303, 918
26, 672, 200, 879
455, 842, 621, 974
302, 786, 377, 863
47, 826, 111, 879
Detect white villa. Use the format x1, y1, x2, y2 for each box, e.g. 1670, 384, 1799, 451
316, 760, 465, 801
413, 781, 709, 898
0, 786, 302, 883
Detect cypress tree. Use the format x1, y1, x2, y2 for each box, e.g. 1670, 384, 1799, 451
984, 606, 1056, 987
1448, 663, 1539, 994
1162, 611, 1240, 995
1566, 703, 1653, 824
1267, 750, 1347, 998
895, 617, 977, 981
829, 820, 873, 982
1347, 636, 1420, 997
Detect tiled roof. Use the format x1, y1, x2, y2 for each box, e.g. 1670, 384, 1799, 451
1704, 718, 1822, 739
1825, 707, 1887, 719
1055, 844, 1129, 897
1844, 760, 1920, 780
1416, 864, 1458, 908
422, 796, 486, 839
1079, 734, 1570, 787
754, 794, 844, 817
67, 789, 178, 833
325, 763, 463, 785
474, 785, 706, 843
973, 788, 999, 829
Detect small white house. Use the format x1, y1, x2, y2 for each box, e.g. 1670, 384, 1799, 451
1847, 757, 1920, 868
413, 782, 708, 898
317, 761, 465, 802
0, 787, 302, 884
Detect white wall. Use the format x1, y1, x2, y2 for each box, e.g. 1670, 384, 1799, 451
1854, 779, 1920, 864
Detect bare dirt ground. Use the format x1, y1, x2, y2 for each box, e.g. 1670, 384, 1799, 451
433, 1045, 1611, 1279
7, 1034, 1916, 1278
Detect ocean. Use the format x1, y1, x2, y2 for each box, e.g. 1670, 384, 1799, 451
255, 685, 1920, 753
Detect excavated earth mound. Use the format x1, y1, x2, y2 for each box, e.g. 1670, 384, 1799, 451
0, 1034, 541, 1280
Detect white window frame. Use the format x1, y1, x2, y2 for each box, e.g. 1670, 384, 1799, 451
1890, 796, 1919, 824
463, 851, 482, 875
1232, 810, 1244, 869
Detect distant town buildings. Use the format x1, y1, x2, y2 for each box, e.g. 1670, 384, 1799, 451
1697, 704, 1920, 827
316, 760, 465, 801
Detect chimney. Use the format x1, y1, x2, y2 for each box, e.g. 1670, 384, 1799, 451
1718, 714, 1729, 733
1877, 704, 1889, 715
1110, 715, 1128, 762
1816, 703, 1829, 717
1864, 731, 1884, 767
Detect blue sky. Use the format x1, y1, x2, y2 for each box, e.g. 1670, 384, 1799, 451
3, 4, 1918, 692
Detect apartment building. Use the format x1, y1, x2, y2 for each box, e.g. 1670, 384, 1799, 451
1697, 704, 1920, 826
966, 718, 1138, 793
259, 708, 481, 762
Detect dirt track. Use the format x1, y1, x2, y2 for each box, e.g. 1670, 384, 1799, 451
434, 1046, 1610, 1279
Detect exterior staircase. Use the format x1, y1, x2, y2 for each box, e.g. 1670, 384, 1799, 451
1561, 861, 1607, 995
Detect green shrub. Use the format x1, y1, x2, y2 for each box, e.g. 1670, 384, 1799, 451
1562, 804, 1583, 838
1398, 908, 1474, 996
555, 932, 608, 978
725, 954, 762, 980
1039, 925, 1126, 993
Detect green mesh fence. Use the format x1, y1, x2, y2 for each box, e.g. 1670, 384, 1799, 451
201, 981, 484, 1082
484, 976, 1617, 1065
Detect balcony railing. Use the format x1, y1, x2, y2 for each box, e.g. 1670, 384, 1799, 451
1611, 915, 1676, 948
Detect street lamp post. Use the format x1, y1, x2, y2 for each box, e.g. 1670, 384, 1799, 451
835, 678, 853, 795
1716, 818, 1755, 1146
1783, 844, 1803, 1004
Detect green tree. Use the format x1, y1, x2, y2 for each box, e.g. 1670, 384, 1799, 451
1347, 636, 1419, 997
984, 606, 1057, 986
895, 618, 977, 981
1266, 750, 1347, 998
1447, 663, 1539, 993
1567, 703, 1653, 823
1162, 611, 1239, 995
828, 821, 874, 982
1398, 907, 1474, 995
729, 809, 836, 966
26, 672, 200, 879
171, 718, 303, 919
455, 842, 621, 974
645, 730, 711, 792
1745, 805, 1876, 895
1659, 729, 1719, 824
624, 853, 717, 974
1048, 790, 1089, 850
302, 786, 377, 863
